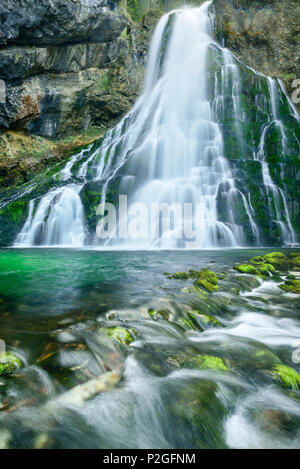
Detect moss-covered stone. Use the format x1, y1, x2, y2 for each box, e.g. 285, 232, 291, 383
192, 312, 223, 330
172, 272, 189, 280
288, 253, 300, 271
279, 280, 300, 294
257, 263, 276, 276
0, 353, 22, 376
107, 326, 136, 345
189, 355, 229, 372
193, 269, 219, 293
270, 364, 300, 390
98, 326, 136, 346
233, 264, 261, 275
262, 252, 291, 271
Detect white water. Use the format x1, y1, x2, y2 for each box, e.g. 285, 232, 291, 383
98, 3, 259, 248
14, 2, 297, 248
256, 77, 296, 245
15, 185, 85, 247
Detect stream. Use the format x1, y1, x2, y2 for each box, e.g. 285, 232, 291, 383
0, 248, 300, 449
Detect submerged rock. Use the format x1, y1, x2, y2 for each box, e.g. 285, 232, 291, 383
188, 355, 229, 372
168, 380, 228, 448
101, 326, 136, 346
189, 312, 223, 330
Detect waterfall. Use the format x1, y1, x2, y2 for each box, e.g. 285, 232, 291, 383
14, 1, 298, 248
15, 185, 85, 247
256, 78, 296, 245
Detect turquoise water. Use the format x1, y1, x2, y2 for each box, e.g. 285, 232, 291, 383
0, 248, 300, 448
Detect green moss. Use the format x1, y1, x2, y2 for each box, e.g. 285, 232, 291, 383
5, 200, 28, 224
288, 253, 300, 270
193, 269, 219, 293
270, 364, 300, 390
107, 326, 136, 346
233, 264, 260, 275
0, 353, 22, 376
262, 252, 290, 271
257, 263, 276, 276
279, 280, 300, 294
189, 355, 229, 372
172, 272, 189, 280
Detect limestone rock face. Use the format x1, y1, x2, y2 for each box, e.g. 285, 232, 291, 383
0, 0, 125, 45
0, 2, 158, 139
213, 0, 300, 113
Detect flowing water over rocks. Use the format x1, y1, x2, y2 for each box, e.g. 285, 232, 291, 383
0, 248, 300, 449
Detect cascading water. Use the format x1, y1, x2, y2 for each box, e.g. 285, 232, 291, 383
15, 185, 85, 247
256, 77, 296, 245
14, 1, 298, 248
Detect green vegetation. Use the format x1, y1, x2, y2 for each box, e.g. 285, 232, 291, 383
0, 353, 22, 376
279, 279, 300, 294
234, 264, 261, 275
194, 269, 219, 293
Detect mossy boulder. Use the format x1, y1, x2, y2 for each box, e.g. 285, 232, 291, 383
234, 264, 261, 275
0, 353, 22, 376
172, 272, 189, 280
279, 280, 300, 294
257, 263, 276, 276
270, 364, 300, 390
189, 355, 229, 372
261, 252, 291, 271
193, 269, 219, 293
288, 253, 300, 271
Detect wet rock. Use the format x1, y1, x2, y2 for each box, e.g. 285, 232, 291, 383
98, 326, 136, 346
278, 280, 300, 294
0, 0, 127, 46
269, 364, 300, 391
193, 269, 219, 293
0, 353, 22, 376
168, 379, 228, 448
188, 355, 229, 372
187, 311, 223, 331
213, 0, 300, 113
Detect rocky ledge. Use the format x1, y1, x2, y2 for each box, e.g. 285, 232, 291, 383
213, 0, 300, 113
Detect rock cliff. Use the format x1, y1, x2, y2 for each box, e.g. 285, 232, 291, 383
213, 0, 300, 113
0, 0, 161, 185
